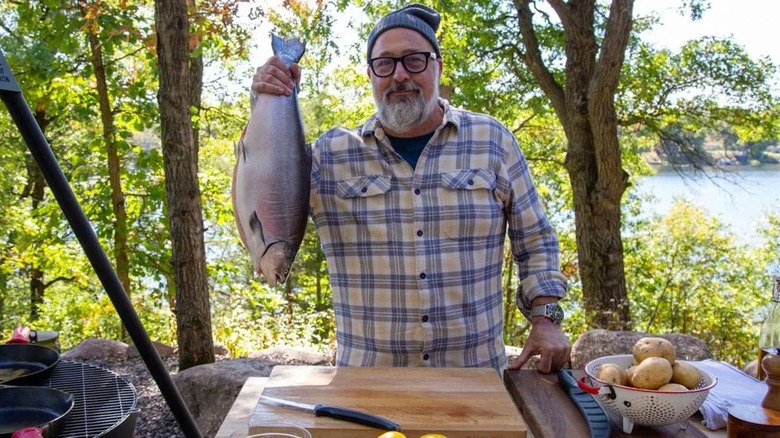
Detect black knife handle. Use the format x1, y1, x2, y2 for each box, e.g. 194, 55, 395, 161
313, 404, 402, 431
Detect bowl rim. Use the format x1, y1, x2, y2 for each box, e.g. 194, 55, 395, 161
583, 354, 718, 394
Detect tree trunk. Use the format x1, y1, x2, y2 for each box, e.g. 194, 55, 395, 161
84, 21, 132, 340
515, 0, 633, 329
155, 0, 214, 369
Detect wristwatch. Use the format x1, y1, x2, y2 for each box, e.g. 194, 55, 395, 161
530, 302, 564, 324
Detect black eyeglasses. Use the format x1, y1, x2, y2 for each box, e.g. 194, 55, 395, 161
368, 52, 436, 77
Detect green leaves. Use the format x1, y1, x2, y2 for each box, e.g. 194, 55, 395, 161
623, 198, 769, 366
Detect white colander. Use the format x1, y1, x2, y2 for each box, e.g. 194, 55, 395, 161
581, 354, 717, 434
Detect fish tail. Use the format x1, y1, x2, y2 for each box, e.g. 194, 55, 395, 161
271, 33, 306, 65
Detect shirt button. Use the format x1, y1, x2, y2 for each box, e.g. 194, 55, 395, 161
414, 188, 421, 195
416, 230, 423, 237
375, 129, 385, 140
419, 272, 426, 279
361, 187, 368, 193
423, 353, 430, 360
422, 315, 429, 322
467, 179, 474, 185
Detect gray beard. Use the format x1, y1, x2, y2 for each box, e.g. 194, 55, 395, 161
376, 82, 439, 133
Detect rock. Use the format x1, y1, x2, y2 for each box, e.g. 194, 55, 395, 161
214, 342, 230, 357
570, 329, 711, 369
173, 358, 279, 438
127, 341, 175, 359
744, 359, 758, 378
62, 338, 128, 360
506, 345, 539, 370
248, 345, 332, 366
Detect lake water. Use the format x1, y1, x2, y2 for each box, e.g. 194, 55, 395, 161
635, 165, 780, 246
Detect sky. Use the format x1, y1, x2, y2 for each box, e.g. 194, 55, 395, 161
634, 0, 780, 65
251, 0, 780, 67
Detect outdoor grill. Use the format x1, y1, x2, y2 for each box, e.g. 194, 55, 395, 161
44, 360, 139, 438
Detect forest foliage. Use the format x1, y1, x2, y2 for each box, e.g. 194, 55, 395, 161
0, 0, 778, 368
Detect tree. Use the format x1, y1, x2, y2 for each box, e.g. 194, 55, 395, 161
432, 0, 777, 331
154, 0, 214, 369
511, 0, 634, 328
78, 1, 135, 339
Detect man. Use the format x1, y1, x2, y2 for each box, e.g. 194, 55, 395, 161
247, 3, 570, 373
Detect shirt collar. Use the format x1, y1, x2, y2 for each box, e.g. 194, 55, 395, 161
360, 98, 461, 138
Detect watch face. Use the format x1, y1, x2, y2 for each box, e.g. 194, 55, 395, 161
549, 304, 564, 324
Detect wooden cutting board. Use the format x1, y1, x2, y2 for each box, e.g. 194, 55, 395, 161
250, 366, 527, 438
503, 369, 711, 438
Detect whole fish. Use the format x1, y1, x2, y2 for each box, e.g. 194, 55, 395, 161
232, 34, 311, 285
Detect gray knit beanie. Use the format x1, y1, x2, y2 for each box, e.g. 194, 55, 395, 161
366, 3, 441, 61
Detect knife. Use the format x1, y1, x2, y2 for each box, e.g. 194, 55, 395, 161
260, 395, 402, 431
557, 370, 612, 438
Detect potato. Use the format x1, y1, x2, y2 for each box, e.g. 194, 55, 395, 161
633, 337, 676, 365
625, 365, 638, 386
631, 356, 672, 390
597, 363, 627, 385
658, 383, 688, 392
671, 361, 703, 389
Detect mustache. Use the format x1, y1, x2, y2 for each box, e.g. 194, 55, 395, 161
384, 81, 421, 99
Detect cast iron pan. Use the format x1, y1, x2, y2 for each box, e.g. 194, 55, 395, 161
0, 344, 60, 386
0, 386, 74, 438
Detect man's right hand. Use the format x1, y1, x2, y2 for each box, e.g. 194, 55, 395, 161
252, 56, 301, 97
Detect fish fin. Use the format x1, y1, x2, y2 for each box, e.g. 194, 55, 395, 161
270, 33, 306, 65
249, 211, 264, 241
237, 139, 247, 163
248, 212, 268, 276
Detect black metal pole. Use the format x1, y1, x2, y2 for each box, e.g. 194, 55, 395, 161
0, 51, 202, 438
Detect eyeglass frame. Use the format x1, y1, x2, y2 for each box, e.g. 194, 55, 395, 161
367, 52, 437, 78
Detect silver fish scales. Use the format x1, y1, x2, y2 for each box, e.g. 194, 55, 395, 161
232, 34, 311, 285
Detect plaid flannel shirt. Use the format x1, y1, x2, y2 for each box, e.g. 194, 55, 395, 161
310, 99, 567, 371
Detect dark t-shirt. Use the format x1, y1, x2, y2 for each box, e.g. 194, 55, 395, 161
387, 132, 435, 169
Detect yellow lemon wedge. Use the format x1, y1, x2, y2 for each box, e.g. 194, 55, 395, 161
377, 432, 406, 438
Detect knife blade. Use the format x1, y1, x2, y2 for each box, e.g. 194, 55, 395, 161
557, 370, 612, 438
260, 395, 402, 431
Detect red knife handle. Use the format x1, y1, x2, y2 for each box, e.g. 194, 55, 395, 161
577, 376, 601, 394
11, 427, 43, 438
7, 325, 31, 344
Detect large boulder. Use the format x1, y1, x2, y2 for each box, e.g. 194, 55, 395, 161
744, 359, 759, 378
175, 346, 331, 437
173, 358, 279, 437
249, 346, 332, 365
62, 338, 128, 360
126, 341, 175, 359
570, 329, 711, 369
506, 345, 539, 370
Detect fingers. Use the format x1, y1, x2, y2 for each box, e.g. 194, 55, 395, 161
290, 63, 301, 85
252, 56, 300, 96
509, 349, 531, 370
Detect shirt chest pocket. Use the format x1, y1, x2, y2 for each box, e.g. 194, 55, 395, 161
438, 168, 502, 239
440, 168, 496, 191
334, 174, 395, 242
336, 175, 392, 199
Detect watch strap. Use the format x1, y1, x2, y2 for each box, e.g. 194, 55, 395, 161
530, 302, 564, 324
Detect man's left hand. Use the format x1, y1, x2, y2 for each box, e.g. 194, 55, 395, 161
509, 317, 570, 373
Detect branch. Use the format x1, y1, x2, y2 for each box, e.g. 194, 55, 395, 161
512, 0, 566, 123
43, 276, 75, 290
589, 0, 634, 99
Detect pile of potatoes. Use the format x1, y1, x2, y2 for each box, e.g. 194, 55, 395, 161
595, 337, 703, 391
